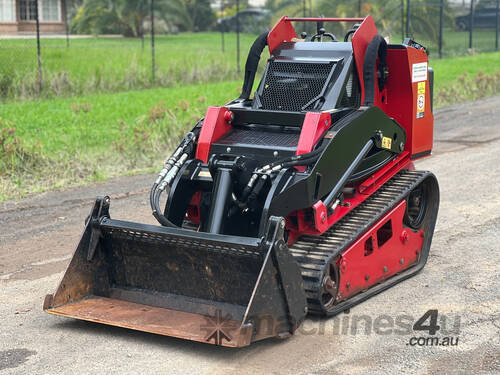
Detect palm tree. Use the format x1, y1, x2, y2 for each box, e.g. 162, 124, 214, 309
71, 0, 149, 36
71, 0, 215, 35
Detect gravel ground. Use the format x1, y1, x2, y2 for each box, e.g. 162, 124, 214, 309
0, 96, 499, 375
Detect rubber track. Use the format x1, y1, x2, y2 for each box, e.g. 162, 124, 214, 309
289, 170, 431, 314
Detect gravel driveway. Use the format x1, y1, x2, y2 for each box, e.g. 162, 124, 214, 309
1, 96, 499, 375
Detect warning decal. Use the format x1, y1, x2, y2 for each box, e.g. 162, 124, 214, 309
412, 62, 428, 82
416, 81, 426, 118
382, 136, 392, 150
418, 81, 426, 95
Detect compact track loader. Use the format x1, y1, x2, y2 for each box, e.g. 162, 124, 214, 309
45, 16, 439, 347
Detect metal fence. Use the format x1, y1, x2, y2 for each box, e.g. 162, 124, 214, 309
0, 0, 499, 100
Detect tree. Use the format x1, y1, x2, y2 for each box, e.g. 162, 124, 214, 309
156, 0, 216, 32
71, 0, 216, 36
71, 0, 149, 37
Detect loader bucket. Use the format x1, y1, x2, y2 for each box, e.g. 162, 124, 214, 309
44, 197, 307, 347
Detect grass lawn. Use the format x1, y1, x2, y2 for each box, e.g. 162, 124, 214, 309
3, 81, 242, 153
411, 29, 499, 58
2, 29, 498, 100
1, 50, 499, 201
0, 81, 242, 200
0, 33, 257, 100
431, 51, 500, 88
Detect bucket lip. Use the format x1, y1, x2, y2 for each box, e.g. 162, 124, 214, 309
45, 295, 253, 348
100, 218, 263, 248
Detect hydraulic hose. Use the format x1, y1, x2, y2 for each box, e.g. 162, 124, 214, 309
266, 139, 328, 170
153, 151, 190, 227
240, 32, 269, 100
153, 185, 178, 227
150, 125, 201, 227
149, 146, 183, 215
237, 142, 328, 209
150, 183, 159, 215
363, 34, 388, 106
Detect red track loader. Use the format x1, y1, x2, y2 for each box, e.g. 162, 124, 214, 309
44, 16, 439, 347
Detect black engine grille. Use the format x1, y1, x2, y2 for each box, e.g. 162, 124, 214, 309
258, 61, 335, 112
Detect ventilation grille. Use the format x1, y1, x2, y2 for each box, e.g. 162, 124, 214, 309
259, 61, 335, 112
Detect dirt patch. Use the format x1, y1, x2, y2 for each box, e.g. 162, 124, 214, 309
0, 349, 36, 371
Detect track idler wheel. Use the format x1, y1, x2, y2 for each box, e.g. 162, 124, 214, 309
404, 183, 429, 230
321, 259, 340, 310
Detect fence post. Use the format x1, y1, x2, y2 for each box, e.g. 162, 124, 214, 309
309, 0, 313, 34
496, 0, 499, 50
141, 0, 145, 52
358, 0, 362, 16
64, 0, 69, 48
220, 0, 225, 52
406, 0, 411, 38
35, 0, 42, 94
469, 0, 474, 49
303, 0, 306, 17
151, 0, 155, 82
141, 27, 145, 51
401, 0, 404, 42
439, 0, 444, 58
236, 0, 240, 74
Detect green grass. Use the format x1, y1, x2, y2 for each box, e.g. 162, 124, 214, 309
1, 30, 498, 100
0, 80, 242, 200
409, 29, 499, 58
3, 81, 239, 153
432, 51, 500, 89
0, 33, 257, 100
0, 50, 499, 201
431, 51, 500, 107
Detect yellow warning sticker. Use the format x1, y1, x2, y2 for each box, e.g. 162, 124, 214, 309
416, 82, 425, 119
382, 136, 392, 150
418, 81, 426, 94
198, 170, 211, 178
